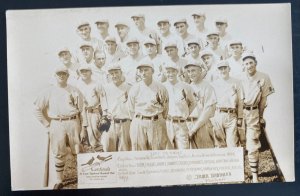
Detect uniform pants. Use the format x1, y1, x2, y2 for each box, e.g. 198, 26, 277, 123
166, 120, 189, 149
86, 112, 102, 150
102, 120, 131, 152
130, 117, 168, 151
210, 111, 238, 148
187, 120, 215, 149
49, 118, 81, 182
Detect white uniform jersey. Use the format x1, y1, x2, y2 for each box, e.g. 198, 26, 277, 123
227, 56, 244, 79
119, 53, 144, 85
91, 65, 109, 84
141, 55, 166, 82
191, 28, 209, 48
104, 47, 126, 66
177, 33, 203, 57
163, 80, 196, 119
204, 46, 226, 61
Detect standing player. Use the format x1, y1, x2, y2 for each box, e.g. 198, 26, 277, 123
100, 64, 132, 152
185, 59, 217, 149
91, 51, 109, 84
34, 66, 85, 189
163, 62, 196, 149
191, 12, 209, 47
115, 21, 131, 53
78, 42, 95, 66
240, 52, 274, 183
205, 31, 226, 60
95, 19, 110, 42
200, 50, 218, 83
103, 36, 126, 65
210, 60, 243, 147
227, 40, 244, 79
127, 59, 169, 151
77, 65, 106, 152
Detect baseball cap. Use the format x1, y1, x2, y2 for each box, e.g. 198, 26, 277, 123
105, 36, 116, 43
157, 18, 170, 25
242, 52, 256, 61
164, 61, 179, 71
77, 21, 90, 29
187, 39, 200, 46
126, 37, 139, 45
95, 19, 109, 24
216, 60, 229, 69
57, 47, 70, 56
115, 21, 129, 28
184, 59, 204, 69
192, 12, 206, 17
137, 59, 154, 69
131, 14, 145, 19
215, 18, 228, 24
200, 50, 213, 58
174, 18, 187, 26
78, 64, 92, 71
229, 40, 243, 46
107, 64, 122, 71
143, 38, 156, 45
164, 41, 177, 50
80, 42, 93, 49
206, 31, 219, 37
54, 66, 69, 74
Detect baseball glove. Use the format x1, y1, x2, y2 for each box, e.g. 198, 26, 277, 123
97, 115, 111, 133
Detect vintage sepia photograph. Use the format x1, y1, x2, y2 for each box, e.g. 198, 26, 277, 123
6, 3, 294, 190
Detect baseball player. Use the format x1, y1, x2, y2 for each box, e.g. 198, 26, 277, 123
104, 36, 126, 65
114, 21, 131, 53
76, 64, 107, 152
119, 37, 144, 85
75, 21, 103, 52
191, 12, 209, 44
164, 41, 189, 83
210, 60, 243, 147
205, 31, 226, 60
127, 59, 169, 151
34, 66, 85, 189
227, 40, 244, 79
240, 52, 274, 183
141, 38, 166, 82
185, 59, 217, 149
163, 62, 196, 149
200, 50, 219, 83
215, 18, 232, 46
100, 64, 132, 151
173, 18, 202, 57
91, 51, 109, 84
95, 19, 110, 42
131, 14, 161, 54
78, 42, 95, 66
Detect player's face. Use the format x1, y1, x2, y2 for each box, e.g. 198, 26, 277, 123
243, 58, 257, 76
116, 25, 129, 39
138, 66, 153, 81
186, 65, 202, 82
218, 66, 230, 79
59, 51, 72, 64
230, 44, 243, 57
96, 22, 109, 33
175, 23, 188, 36
79, 69, 92, 80
216, 22, 227, 33
165, 47, 178, 58
165, 68, 178, 82
94, 53, 106, 67
207, 35, 219, 46
132, 17, 144, 28
77, 25, 91, 40
105, 41, 117, 54
158, 22, 170, 34
188, 44, 200, 56
81, 46, 94, 59
193, 15, 205, 25
55, 71, 69, 84
144, 43, 157, 55
202, 55, 213, 66
108, 69, 122, 84
127, 43, 139, 56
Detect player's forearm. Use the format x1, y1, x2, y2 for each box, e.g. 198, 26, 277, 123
259, 96, 267, 118
237, 99, 243, 119
34, 107, 50, 128
192, 105, 215, 131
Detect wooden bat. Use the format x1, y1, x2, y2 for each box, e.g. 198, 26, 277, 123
43, 132, 50, 187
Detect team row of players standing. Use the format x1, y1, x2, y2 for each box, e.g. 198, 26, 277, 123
34, 13, 274, 188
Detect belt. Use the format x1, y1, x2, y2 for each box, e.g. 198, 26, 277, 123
86, 108, 100, 113
243, 105, 258, 110
113, 119, 130, 123
51, 115, 77, 121
217, 107, 236, 113
186, 117, 198, 122
167, 116, 186, 123
135, 114, 159, 121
